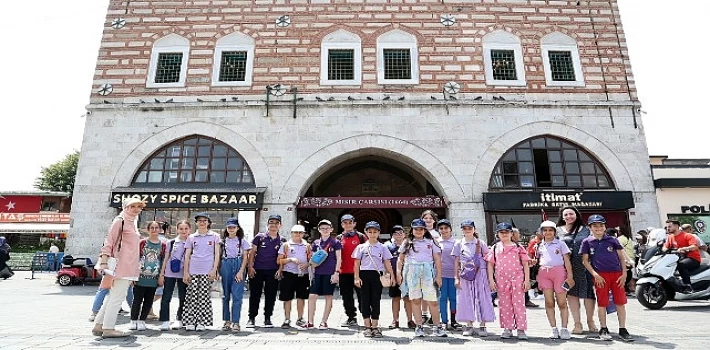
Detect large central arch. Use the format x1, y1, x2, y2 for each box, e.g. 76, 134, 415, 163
277, 134, 466, 203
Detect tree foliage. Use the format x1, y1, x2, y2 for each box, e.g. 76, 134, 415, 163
34, 151, 79, 193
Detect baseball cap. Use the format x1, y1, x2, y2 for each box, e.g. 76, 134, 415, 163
411, 219, 426, 228
460, 220, 476, 228
391, 225, 404, 233
317, 219, 332, 227
194, 212, 211, 222
341, 214, 355, 222
364, 221, 381, 231
587, 214, 606, 225
436, 219, 452, 228
267, 214, 282, 222
225, 218, 239, 227
495, 222, 513, 232
122, 197, 146, 209
539, 220, 557, 229
290, 224, 306, 232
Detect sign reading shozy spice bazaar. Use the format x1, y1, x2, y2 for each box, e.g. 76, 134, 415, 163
483, 191, 635, 211
110, 191, 264, 209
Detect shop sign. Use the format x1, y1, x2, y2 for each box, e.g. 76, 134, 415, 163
297, 196, 447, 209
110, 191, 264, 209
0, 213, 70, 223
681, 205, 710, 214
483, 191, 634, 211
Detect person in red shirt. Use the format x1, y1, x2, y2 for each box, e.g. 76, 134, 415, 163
337, 214, 366, 327
662, 220, 701, 293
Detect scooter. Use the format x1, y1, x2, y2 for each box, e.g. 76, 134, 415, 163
635, 247, 710, 309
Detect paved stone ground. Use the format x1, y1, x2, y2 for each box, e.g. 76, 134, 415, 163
1, 271, 709, 349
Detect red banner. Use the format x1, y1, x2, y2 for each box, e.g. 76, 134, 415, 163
0, 213, 70, 223
297, 197, 446, 209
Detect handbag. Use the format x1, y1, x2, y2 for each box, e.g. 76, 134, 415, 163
96, 217, 124, 275
169, 240, 185, 273
459, 240, 481, 281
309, 239, 332, 267
366, 246, 391, 287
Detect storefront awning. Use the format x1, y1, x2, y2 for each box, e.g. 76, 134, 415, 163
109, 186, 267, 209
0, 223, 70, 233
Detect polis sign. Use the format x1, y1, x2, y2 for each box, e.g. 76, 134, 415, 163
681, 205, 710, 214
110, 191, 264, 209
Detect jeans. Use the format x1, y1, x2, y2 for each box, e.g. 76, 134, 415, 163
220, 257, 246, 323
92, 285, 134, 313
95, 279, 131, 329
131, 285, 157, 321
439, 277, 456, 323
339, 273, 361, 319
248, 269, 279, 319
160, 277, 187, 322
677, 257, 700, 285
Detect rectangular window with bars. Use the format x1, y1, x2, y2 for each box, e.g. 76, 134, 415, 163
218, 51, 248, 82
327, 49, 354, 80
490, 49, 517, 81
383, 49, 412, 80
548, 51, 576, 81
154, 52, 183, 84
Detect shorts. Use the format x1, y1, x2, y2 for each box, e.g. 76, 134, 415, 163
279, 271, 310, 301
388, 283, 402, 298
309, 274, 336, 296
594, 271, 627, 307
537, 265, 568, 293
155, 286, 164, 296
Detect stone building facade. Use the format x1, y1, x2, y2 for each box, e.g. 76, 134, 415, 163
68, 0, 659, 256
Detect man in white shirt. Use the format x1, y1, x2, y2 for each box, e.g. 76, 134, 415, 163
682, 224, 708, 252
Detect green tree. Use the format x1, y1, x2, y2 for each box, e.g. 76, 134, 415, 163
34, 151, 79, 193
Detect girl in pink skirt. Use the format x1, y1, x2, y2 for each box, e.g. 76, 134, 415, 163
486, 222, 531, 340
453, 220, 495, 337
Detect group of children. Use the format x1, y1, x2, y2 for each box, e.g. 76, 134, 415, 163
92, 210, 633, 342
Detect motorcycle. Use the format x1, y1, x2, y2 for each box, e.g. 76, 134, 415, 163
635, 246, 710, 309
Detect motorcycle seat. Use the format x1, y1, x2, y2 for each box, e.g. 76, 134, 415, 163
689, 262, 710, 276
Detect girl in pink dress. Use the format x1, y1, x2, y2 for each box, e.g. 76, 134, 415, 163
486, 222, 531, 340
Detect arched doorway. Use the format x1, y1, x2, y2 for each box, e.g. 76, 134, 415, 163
297, 155, 445, 241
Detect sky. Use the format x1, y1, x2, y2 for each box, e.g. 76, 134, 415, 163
0, 0, 707, 191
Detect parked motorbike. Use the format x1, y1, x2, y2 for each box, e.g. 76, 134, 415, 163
635, 246, 710, 309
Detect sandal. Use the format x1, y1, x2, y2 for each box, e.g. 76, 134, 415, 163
102, 329, 129, 338
587, 322, 598, 333
92, 326, 104, 337
232, 324, 240, 332
572, 323, 584, 335
222, 322, 231, 331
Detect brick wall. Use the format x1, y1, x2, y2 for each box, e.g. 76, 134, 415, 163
93, 0, 637, 100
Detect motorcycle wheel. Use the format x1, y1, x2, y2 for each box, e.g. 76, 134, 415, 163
636, 283, 667, 309
58, 274, 72, 286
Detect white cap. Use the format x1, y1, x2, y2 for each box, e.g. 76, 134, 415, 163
290, 224, 306, 232
539, 220, 557, 229
122, 197, 146, 209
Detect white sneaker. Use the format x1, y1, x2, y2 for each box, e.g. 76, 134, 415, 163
185, 324, 196, 331
160, 321, 170, 331
137, 321, 147, 331
88, 313, 97, 322
171, 321, 183, 330
501, 329, 512, 339
462, 327, 475, 336
415, 325, 426, 337
196, 324, 206, 331
128, 320, 138, 330
517, 330, 528, 340
550, 327, 560, 339
560, 328, 571, 340
476, 327, 488, 337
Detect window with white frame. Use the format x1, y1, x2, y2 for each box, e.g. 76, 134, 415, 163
147, 34, 190, 88
320, 30, 362, 85
483, 30, 526, 86
212, 32, 255, 87
541, 32, 585, 87
377, 30, 419, 85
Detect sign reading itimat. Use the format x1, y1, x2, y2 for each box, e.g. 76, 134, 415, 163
297, 197, 447, 209
483, 191, 635, 211
0, 213, 70, 223
110, 191, 264, 209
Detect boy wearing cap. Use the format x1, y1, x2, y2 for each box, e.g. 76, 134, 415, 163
436, 219, 461, 330
581, 215, 633, 342
278, 224, 311, 328
246, 214, 285, 328
352, 221, 394, 338
337, 214, 366, 327
385, 225, 413, 329
306, 219, 342, 330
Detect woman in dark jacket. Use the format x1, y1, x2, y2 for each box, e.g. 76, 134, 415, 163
0, 236, 14, 279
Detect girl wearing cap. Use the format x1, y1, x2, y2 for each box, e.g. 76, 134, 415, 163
92, 198, 145, 338
556, 206, 597, 334
219, 218, 251, 332
486, 222, 531, 339
385, 225, 413, 329
353, 221, 394, 338
436, 219, 461, 330
158, 220, 191, 331
182, 213, 221, 331
397, 219, 447, 338
420, 210, 440, 324
277, 225, 311, 329
453, 220, 494, 337
535, 220, 574, 339
129, 221, 168, 331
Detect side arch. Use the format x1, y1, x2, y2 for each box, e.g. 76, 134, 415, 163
111, 121, 271, 189
277, 134, 466, 203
